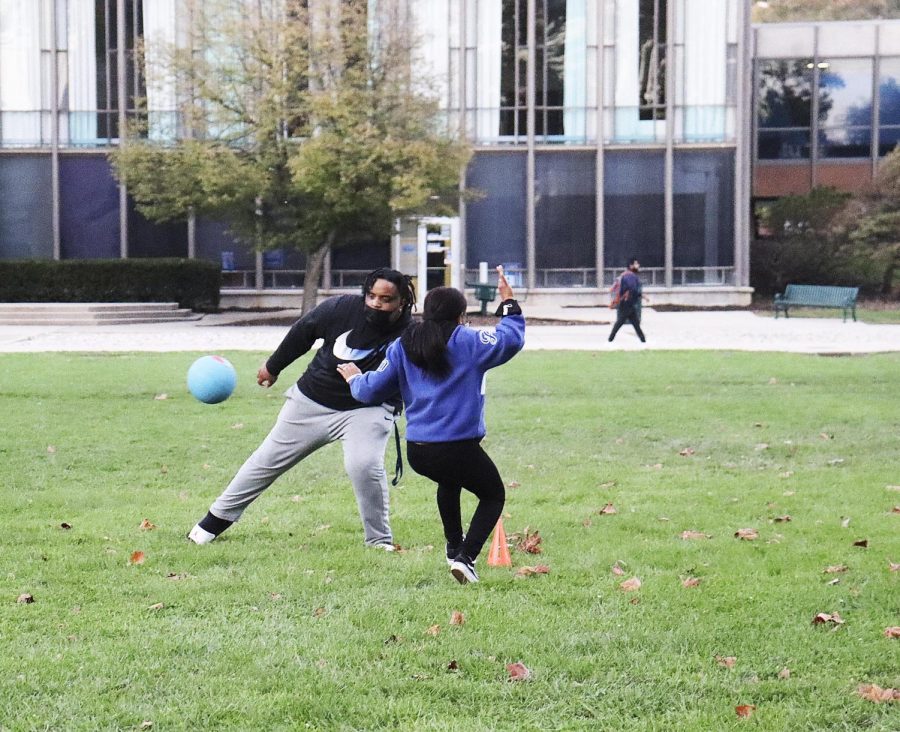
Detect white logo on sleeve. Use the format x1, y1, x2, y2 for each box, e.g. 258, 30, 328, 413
333, 330, 375, 361
478, 330, 498, 345
376, 358, 390, 372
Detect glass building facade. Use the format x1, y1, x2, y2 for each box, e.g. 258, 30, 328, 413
0, 0, 752, 303
753, 19, 900, 205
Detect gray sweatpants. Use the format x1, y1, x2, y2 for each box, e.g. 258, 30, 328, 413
209, 385, 396, 546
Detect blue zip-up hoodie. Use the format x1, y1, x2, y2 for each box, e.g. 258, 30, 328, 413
348, 310, 525, 442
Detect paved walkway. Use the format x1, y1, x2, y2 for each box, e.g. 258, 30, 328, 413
1, 307, 899, 354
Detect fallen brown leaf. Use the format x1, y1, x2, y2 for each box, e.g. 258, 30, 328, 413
823, 565, 849, 574
450, 611, 465, 626
511, 527, 542, 554
60, 522, 72, 530
735, 704, 756, 718
129, 551, 146, 565
154, 393, 168, 401
611, 564, 625, 576
426, 624, 440, 636
597, 502, 617, 515
148, 602, 164, 611
515, 565, 550, 578
313, 607, 326, 618
773, 515, 792, 523
139, 518, 156, 531
507, 480, 520, 488
892, 506, 900, 514
841, 516, 851, 528
857, 683, 900, 702
735, 528, 759, 540
884, 626, 900, 639
812, 612, 844, 625
679, 447, 696, 456
890, 561, 900, 572
778, 668, 791, 680
16, 593, 34, 604
598, 480, 617, 489
887, 485, 900, 492
680, 530, 711, 540
140, 722, 153, 730
447, 660, 459, 671
819, 432, 832, 440
507, 662, 531, 681
716, 655, 737, 668
619, 577, 641, 592
682, 577, 701, 588
47, 445, 56, 453
852, 539, 869, 548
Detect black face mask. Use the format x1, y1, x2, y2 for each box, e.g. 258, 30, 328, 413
365, 307, 397, 329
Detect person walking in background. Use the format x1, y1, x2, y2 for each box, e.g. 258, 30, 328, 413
337, 267, 525, 585
608, 257, 648, 343
188, 268, 415, 550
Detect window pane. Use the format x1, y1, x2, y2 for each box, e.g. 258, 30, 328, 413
878, 58, 900, 126
819, 127, 871, 158
639, 0, 667, 120
758, 129, 811, 160
465, 153, 527, 270
535, 152, 596, 272
604, 152, 664, 269
757, 59, 813, 128
817, 58, 873, 129
674, 151, 734, 269
878, 126, 900, 156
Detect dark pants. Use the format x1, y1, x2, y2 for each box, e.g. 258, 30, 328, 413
608, 303, 645, 342
406, 439, 505, 563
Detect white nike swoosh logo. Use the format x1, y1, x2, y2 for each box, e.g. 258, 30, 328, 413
333, 330, 375, 361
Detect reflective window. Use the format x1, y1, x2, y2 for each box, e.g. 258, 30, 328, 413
465, 153, 527, 270
674, 151, 734, 270
757, 59, 813, 129
604, 152, 664, 270
817, 58, 872, 158
639, 0, 667, 121
878, 57, 900, 155
535, 152, 595, 280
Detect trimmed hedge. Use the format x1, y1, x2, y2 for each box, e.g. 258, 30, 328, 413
0, 258, 221, 310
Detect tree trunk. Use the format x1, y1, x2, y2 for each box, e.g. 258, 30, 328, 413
301, 237, 332, 315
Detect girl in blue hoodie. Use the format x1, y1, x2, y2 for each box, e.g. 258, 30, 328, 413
337, 268, 524, 584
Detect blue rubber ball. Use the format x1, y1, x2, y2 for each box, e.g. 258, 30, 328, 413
187, 355, 237, 404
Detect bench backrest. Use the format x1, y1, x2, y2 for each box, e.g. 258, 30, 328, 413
783, 284, 859, 305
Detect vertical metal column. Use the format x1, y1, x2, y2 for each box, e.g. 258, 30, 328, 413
525, 0, 536, 290
663, 0, 674, 288
595, 0, 605, 288
872, 23, 881, 179
117, 0, 128, 257
734, 0, 752, 288
50, 0, 61, 259
810, 25, 819, 189
457, 0, 468, 285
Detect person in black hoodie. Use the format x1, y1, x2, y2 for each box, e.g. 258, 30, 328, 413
188, 268, 415, 549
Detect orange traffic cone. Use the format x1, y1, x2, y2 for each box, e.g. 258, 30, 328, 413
487, 518, 512, 567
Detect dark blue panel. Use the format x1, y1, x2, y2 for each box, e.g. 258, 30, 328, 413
331, 238, 389, 270
195, 219, 252, 269
535, 152, 596, 270
59, 155, 119, 259
674, 151, 735, 268
604, 151, 665, 269
0, 154, 53, 259
465, 152, 527, 267
128, 197, 188, 258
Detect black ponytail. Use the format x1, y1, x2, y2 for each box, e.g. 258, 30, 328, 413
401, 287, 467, 376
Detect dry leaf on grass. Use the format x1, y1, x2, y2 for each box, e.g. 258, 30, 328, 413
812, 612, 844, 625
857, 684, 900, 702
619, 577, 641, 592
139, 518, 156, 531
515, 565, 550, 578
447, 660, 459, 671
680, 530, 711, 540
507, 662, 531, 681
425, 624, 440, 636
778, 668, 791, 680
597, 503, 617, 515
611, 563, 625, 576
773, 515, 792, 523
507, 481, 521, 488
852, 539, 869, 548
682, 577, 701, 588
891, 506, 900, 514
511, 527, 543, 554
735, 704, 756, 718
841, 516, 852, 528
823, 565, 849, 574
716, 655, 737, 668
60, 522, 72, 530
154, 393, 168, 401
450, 611, 465, 626
734, 528, 759, 540
148, 602, 164, 611
884, 626, 900, 638
129, 551, 146, 565
16, 593, 34, 604
890, 561, 900, 572
679, 447, 696, 456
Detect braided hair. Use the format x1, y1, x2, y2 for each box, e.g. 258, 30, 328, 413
401, 286, 467, 377
362, 268, 416, 315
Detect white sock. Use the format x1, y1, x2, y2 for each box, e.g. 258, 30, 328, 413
187, 524, 217, 545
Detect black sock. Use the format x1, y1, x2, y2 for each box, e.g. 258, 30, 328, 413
198, 511, 233, 536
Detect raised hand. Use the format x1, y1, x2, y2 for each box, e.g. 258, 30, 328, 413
496, 264, 514, 301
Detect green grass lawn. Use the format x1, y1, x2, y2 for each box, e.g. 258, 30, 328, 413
1, 351, 898, 731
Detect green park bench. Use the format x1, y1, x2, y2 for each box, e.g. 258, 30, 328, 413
773, 284, 859, 322
466, 282, 498, 316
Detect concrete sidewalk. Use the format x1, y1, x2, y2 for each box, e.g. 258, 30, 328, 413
1, 306, 899, 354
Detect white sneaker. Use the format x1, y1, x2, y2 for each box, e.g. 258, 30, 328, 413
449, 557, 479, 584
371, 542, 396, 552
187, 524, 217, 545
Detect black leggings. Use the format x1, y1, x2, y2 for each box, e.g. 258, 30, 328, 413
406, 439, 505, 563
609, 304, 645, 342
